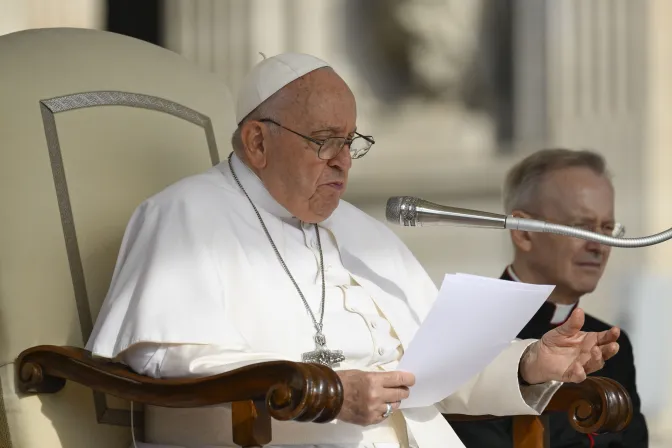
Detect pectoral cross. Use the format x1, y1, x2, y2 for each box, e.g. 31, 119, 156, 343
301, 332, 345, 368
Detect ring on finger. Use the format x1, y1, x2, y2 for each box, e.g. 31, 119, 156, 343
382, 402, 393, 418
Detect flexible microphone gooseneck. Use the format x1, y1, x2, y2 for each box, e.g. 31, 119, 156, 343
385, 196, 672, 248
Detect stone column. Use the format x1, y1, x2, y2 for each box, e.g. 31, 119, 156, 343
0, 0, 104, 36
512, 0, 548, 151
641, 0, 672, 442
540, 0, 648, 322
541, 1, 672, 441
162, 0, 340, 95
164, 0, 254, 92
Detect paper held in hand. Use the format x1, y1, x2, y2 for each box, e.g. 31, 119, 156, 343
397, 273, 555, 409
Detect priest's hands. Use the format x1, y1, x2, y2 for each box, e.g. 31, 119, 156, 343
335, 370, 415, 426
519, 308, 620, 385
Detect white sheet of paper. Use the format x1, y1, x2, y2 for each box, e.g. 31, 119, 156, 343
397, 273, 555, 409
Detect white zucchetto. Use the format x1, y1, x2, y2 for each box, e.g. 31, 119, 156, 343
235, 52, 330, 124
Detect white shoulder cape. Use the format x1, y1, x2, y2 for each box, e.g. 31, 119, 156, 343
87, 160, 437, 359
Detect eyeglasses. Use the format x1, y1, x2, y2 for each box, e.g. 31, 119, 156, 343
258, 118, 375, 160
520, 212, 626, 238
571, 221, 626, 238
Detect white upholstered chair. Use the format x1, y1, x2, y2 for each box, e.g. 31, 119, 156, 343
0, 27, 632, 448
0, 27, 236, 448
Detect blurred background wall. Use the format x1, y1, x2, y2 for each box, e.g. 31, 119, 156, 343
1, 0, 670, 446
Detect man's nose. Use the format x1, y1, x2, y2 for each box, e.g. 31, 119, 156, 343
583, 225, 613, 252
585, 239, 605, 254
328, 145, 352, 171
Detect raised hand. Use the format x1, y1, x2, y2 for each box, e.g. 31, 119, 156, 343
520, 308, 620, 385
336, 370, 415, 426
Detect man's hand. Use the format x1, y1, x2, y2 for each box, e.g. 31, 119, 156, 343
520, 308, 620, 385
336, 370, 415, 426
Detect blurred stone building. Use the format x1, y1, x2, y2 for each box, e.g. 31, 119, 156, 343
1, 0, 671, 444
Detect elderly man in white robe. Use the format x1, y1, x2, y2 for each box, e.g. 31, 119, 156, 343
87, 53, 620, 448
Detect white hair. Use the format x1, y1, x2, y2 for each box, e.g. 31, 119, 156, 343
230, 90, 285, 154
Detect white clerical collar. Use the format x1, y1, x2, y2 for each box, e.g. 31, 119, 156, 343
221, 152, 296, 222
506, 265, 576, 325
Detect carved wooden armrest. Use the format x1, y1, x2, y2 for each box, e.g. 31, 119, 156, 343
16, 345, 343, 446
444, 377, 633, 434
543, 377, 632, 434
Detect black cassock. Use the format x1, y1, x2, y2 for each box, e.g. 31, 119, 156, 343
446, 269, 649, 448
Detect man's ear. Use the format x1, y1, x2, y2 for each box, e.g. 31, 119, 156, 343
510, 210, 534, 252
241, 120, 268, 169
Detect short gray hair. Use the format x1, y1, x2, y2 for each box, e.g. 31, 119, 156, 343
503, 148, 610, 214
230, 92, 284, 154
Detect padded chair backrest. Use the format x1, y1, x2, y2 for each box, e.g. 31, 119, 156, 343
0, 27, 235, 448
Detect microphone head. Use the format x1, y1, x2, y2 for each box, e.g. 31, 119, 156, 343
386, 196, 420, 226
387, 196, 508, 229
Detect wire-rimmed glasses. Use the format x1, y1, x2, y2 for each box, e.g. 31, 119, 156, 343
259, 118, 375, 160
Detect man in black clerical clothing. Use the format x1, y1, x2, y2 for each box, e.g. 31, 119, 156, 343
447, 149, 648, 447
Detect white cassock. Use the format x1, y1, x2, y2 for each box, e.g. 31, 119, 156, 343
86, 152, 561, 448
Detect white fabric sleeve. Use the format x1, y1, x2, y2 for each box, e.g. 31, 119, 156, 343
121, 342, 292, 378
435, 339, 562, 416
86, 187, 255, 359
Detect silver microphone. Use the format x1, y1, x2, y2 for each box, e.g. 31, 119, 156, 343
385, 196, 672, 248
385, 196, 507, 229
